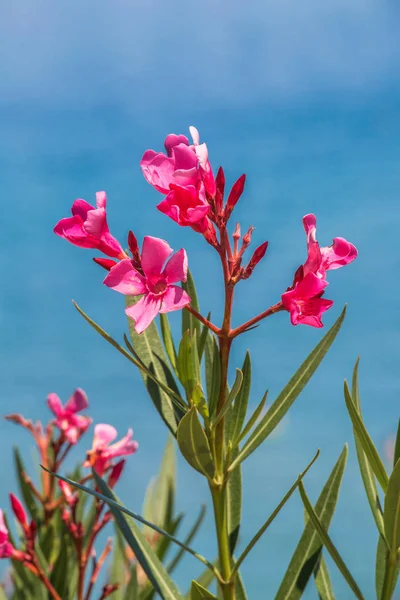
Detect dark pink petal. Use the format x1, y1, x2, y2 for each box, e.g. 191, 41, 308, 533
92, 424, 118, 450
321, 237, 358, 270
170, 143, 198, 172
165, 134, 189, 154
71, 199, 94, 220
104, 259, 146, 295
159, 286, 191, 314
141, 236, 173, 279
163, 249, 188, 284
294, 272, 327, 300
291, 297, 334, 327
47, 393, 63, 417
65, 388, 89, 414
54, 216, 96, 248
126, 295, 162, 334
302, 214, 322, 277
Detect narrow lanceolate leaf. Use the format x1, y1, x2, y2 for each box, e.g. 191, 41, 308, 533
126, 295, 185, 434
198, 313, 212, 362
314, 556, 335, 600
74, 301, 186, 434
350, 361, 386, 539
46, 468, 216, 577
234, 390, 268, 447
229, 352, 252, 444
91, 474, 184, 600
299, 482, 365, 600
177, 408, 215, 479
178, 330, 201, 400
393, 418, 400, 468
276, 445, 347, 600
191, 581, 218, 599
123, 567, 139, 600
375, 535, 389, 599
234, 450, 320, 576
227, 449, 242, 555
206, 336, 221, 418
182, 270, 201, 339
235, 572, 248, 600
344, 380, 388, 493
160, 314, 178, 376
214, 369, 243, 427
383, 457, 400, 550
230, 307, 346, 471
184, 567, 216, 599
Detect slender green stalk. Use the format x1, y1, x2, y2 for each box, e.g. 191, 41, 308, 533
380, 552, 398, 600
211, 484, 235, 600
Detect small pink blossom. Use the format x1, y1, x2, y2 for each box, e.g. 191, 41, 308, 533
47, 389, 92, 444
54, 191, 125, 258
84, 424, 138, 476
0, 510, 14, 559
104, 236, 191, 334
157, 184, 210, 232
282, 214, 357, 327
140, 126, 215, 197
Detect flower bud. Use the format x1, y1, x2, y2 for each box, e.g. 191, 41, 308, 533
9, 494, 27, 527
93, 257, 118, 271
108, 459, 125, 488
225, 174, 246, 221
244, 241, 269, 278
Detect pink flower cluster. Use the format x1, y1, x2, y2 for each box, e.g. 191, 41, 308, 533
282, 215, 357, 327
54, 125, 357, 330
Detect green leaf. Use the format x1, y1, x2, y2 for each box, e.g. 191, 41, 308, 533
350, 360, 386, 539
234, 390, 268, 447
393, 418, 400, 469
314, 556, 335, 600
229, 352, 251, 444
384, 455, 400, 550
182, 270, 201, 339
299, 481, 365, 600
191, 581, 218, 599
125, 296, 185, 434
276, 445, 347, 600
94, 473, 184, 600
177, 408, 215, 479
230, 307, 346, 470
205, 335, 221, 418
198, 313, 212, 362
50, 531, 74, 599
193, 385, 209, 419
13, 448, 40, 523
344, 380, 388, 493
178, 330, 201, 399
184, 566, 216, 600
375, 534, 389, 599
46, 468, 216, 577
167, 505, 207, 573
214, 369, 243, 427
160, 313, 178, 376
234, 450, 320, 575
234, 571, 248, 600
123, 566, 139, 600
227, 452, 242, 556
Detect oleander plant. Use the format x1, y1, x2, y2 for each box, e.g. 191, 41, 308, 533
1, 127, 399, 599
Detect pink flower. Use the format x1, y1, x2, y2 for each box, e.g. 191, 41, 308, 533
157, 184, 210, 232
54, 191, 125, 258
104, 236, 191, 334
282, 214, 357, 327
84, 424, 138, 476
47, 389, 92, 444
0, 510, 14, 559
140, 126, 215, 197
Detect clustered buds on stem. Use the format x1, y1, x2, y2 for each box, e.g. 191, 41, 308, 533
1, 391, 138, 600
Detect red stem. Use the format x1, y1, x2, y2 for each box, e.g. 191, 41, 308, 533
229, 302, 284, 338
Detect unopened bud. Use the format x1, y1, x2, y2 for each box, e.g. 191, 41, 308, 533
233, 223, 241, 241
128, 231, 139, 256
243, 241, 269, 279
225, 174, 246, 221
9, 494, 27, 527
108, 460, 125, 489
93, 257, 117, 271
242, 226, 255, 248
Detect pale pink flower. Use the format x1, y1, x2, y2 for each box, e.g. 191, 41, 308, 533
282, 214, 357, 327
54, 191, 125, 258
84, 424, 138, 476
0, 510, 14, 559
140, 126, 215, 197
47, 389, 92, 444
157, 184, 210, 232
104, 236, 191, 334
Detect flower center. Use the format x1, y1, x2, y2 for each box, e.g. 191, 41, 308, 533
147, 277, 167, 295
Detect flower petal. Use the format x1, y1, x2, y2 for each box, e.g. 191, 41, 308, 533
47, 393, 63, 417
92, 424, 117, 450
107, 428, 139, 458
104, 259, 146, 295
71, 199, 94, 220
95, 191, 107, 209
321, 237, 358, 270
65, 388, 89, 414
141, 236, 173, 279
84, 208, 107, 237
126, 295, 162, 334
159, 286, 191, 313
189, 126, 200, 146
163, 249, 188, 284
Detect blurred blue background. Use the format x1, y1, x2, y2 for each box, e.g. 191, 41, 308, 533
1, 1, 399, 598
